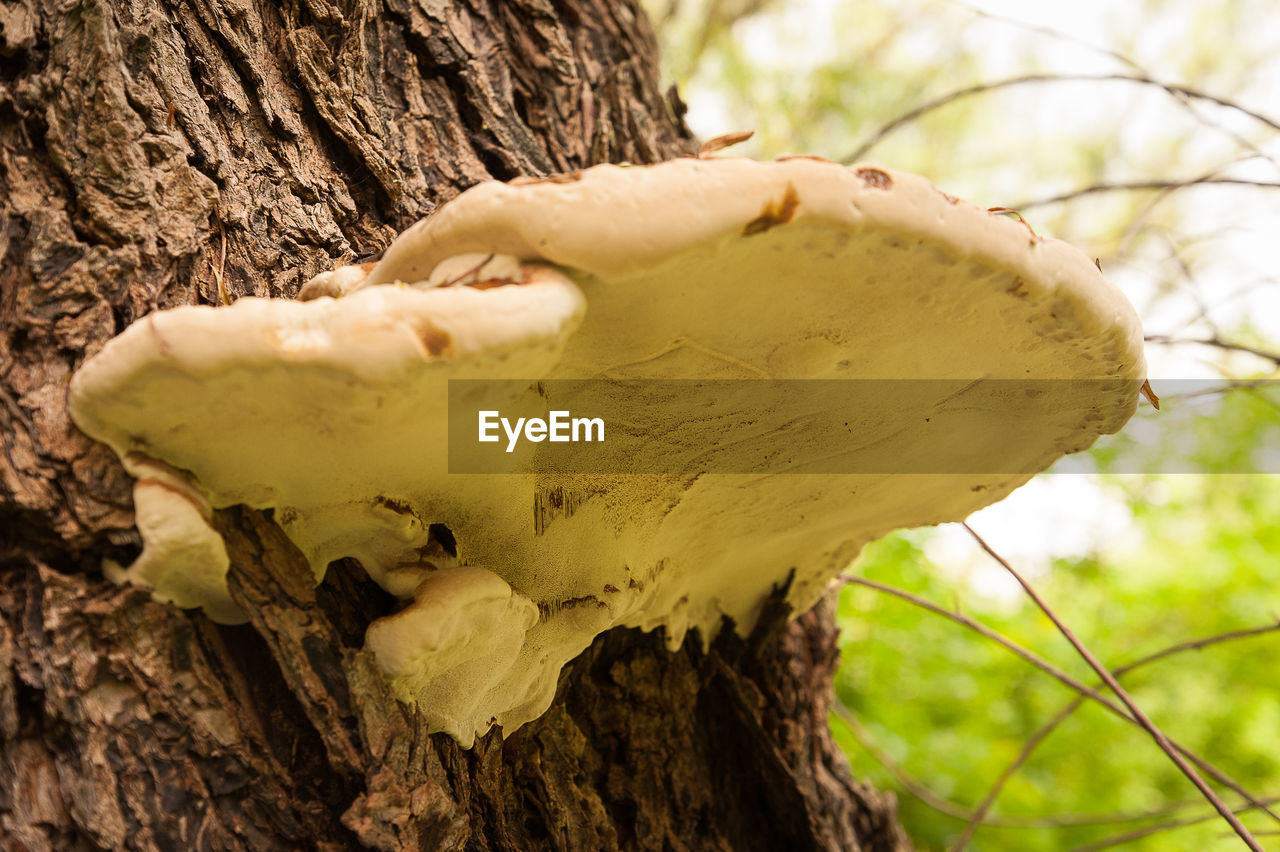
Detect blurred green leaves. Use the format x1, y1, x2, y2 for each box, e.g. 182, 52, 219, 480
647, 1, 1280, 848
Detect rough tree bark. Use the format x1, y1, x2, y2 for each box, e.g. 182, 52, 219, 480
0, 1, 910, 849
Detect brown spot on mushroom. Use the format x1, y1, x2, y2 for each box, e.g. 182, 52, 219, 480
776, 154, 834, 163
938, 190, 961, 205
855, 167, 893, 189
417, 324, 453, 357
466, 277, 522, 291
603, 584, 619, 594
374, 495, 416, 516
134, 477, 201, 503
534, 486, 584, 535
1008, 277, 1029, 300
742, 183, 800, 236
537, 595, 609, 618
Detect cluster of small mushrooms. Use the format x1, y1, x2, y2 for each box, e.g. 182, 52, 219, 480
69, 154, 1145, 746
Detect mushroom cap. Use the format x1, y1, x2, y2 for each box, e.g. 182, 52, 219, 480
365, 158, 1137, 385
69, 157, 1145, 745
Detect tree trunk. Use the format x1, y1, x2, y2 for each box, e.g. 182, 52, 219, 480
0, 1, 910, 849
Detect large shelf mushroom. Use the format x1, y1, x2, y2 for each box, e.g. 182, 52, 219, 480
69, 157, 1145, 746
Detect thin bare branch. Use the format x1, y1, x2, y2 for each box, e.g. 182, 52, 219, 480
953, 620, 1280, 847
678, 0, 773, 81
831, 702, 977, 821
1144, 334, 1280, 368
1015, 177, 1280, 211
1074, 795, 1280, 851
944, 0, 1143, 73
1155, 379, 1279, 402
942, 4, 1277, 167
1115, 157, 1269, 256
842, 575, 1120, 706
843, 73, 1280, 163
963, 524, 1264, 851
831, 698, 1259, 831
839, 574, 1278, 826
1111, 622, 1280, 677
949, 699, 1080, 850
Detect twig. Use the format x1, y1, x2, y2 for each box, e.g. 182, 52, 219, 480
843, 73, 1280, 163
842, 576, 1118, 705
944, 1, 1143, 73
1015, 177, 1280, 211
941, 4, 1277, 167
834, 699, 1231, 831
949, 699, 1079, 850
1074, 795, 1280, 851
440, 253, 496, 287
840, 574, 1280, 827
1154, 378, 1278, 402
952, 620, 1280, 847
831, 701, 977, 821
1144, 334, 1280, 368
963, 523, 1264, 851
1113, 622, 1280, 674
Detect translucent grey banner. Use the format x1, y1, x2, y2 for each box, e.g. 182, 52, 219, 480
445, 380, 1280, 474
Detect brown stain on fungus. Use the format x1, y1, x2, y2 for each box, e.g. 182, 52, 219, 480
855, 166, 892, 189
373, 495, 416, 516
135, 478, 203, 505
537, 595, 609, 619
534, 486, 583, 535
742, 183, 800, 236
466, 278, 521, 290
776, 154, 834, 163
418, 324, 453, 357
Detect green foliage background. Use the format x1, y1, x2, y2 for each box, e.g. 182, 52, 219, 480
646, 1, 1280, 849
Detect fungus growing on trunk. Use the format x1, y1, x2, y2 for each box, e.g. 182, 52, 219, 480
69, 157, 1145, 745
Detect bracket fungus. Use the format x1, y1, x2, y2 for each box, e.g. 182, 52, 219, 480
69, 157, 1145, 746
